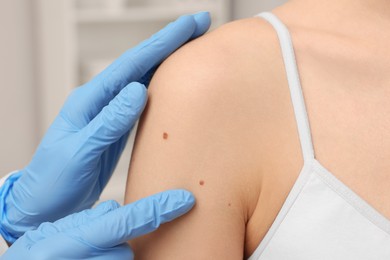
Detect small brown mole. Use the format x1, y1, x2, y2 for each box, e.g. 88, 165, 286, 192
228, 203, 231, 207
199, 180, 205, 186
163, 132, 168, 140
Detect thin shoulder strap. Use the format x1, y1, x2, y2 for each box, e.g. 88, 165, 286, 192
256, 11, 315, 162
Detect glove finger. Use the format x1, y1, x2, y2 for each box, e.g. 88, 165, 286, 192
61, 13, 210, 128
97, 130, 131, 191
139, 11, 211, 86
190, 11, 212, 39
72, 189, 195, 248
29, 236, 134, 259
78, 82, 147, 159
22, 200, 120, 246
52, 200, 121, 231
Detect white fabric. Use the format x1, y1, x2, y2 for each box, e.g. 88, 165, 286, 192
0, 172, 16, 255
248, 11, 390, 259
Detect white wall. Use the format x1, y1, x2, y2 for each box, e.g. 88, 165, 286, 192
232, 0, 287, 19
0, 1, 38, 175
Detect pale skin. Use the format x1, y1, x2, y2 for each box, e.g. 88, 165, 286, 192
125, 0, 390, 258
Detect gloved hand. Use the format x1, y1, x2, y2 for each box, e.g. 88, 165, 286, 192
0, 12, 211, 242
2, 189, 195, 259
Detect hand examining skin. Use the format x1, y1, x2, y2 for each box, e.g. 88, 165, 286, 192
0, 12, 211, 244
2, 190, 195, 259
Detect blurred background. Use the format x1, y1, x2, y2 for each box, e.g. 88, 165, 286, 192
0, 0, 287, 204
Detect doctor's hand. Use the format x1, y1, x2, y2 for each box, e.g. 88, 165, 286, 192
0, 12, 211, 242
2, 190, 194, 260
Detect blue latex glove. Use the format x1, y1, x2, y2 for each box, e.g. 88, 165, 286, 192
2, 190, 195, 259
0, 12, 211, 243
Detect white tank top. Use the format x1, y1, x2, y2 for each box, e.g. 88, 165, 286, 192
248, 11, 390, 260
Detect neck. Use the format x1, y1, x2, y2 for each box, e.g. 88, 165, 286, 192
291, 0, 390, 18
275, 0, 390, 38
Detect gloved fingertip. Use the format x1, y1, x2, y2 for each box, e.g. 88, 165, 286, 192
126, 82, 147, 102
191, 11, 212, 39
109, 81, 147, 123
176, 189, 196, 208
193, 11, 211, 24
122, 82, 148, 120
80, 82, 146, 151
173, 14, 198, 37
158, 189, 196, 223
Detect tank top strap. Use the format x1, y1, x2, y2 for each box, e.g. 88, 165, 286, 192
256, 11, 315, 163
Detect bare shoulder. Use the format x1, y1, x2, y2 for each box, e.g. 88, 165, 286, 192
140, 14, 288, 210
125, 17, 291, 259
152, 16, 282, 95
146, 16, 288, 139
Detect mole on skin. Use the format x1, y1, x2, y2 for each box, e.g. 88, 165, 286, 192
199, 180, 205, 186
163, 132, 168, 140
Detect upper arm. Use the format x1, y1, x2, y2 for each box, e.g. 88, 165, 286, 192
124, 18, 278, 259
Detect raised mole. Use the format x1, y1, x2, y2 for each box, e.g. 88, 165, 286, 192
163, 132, 168, 140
